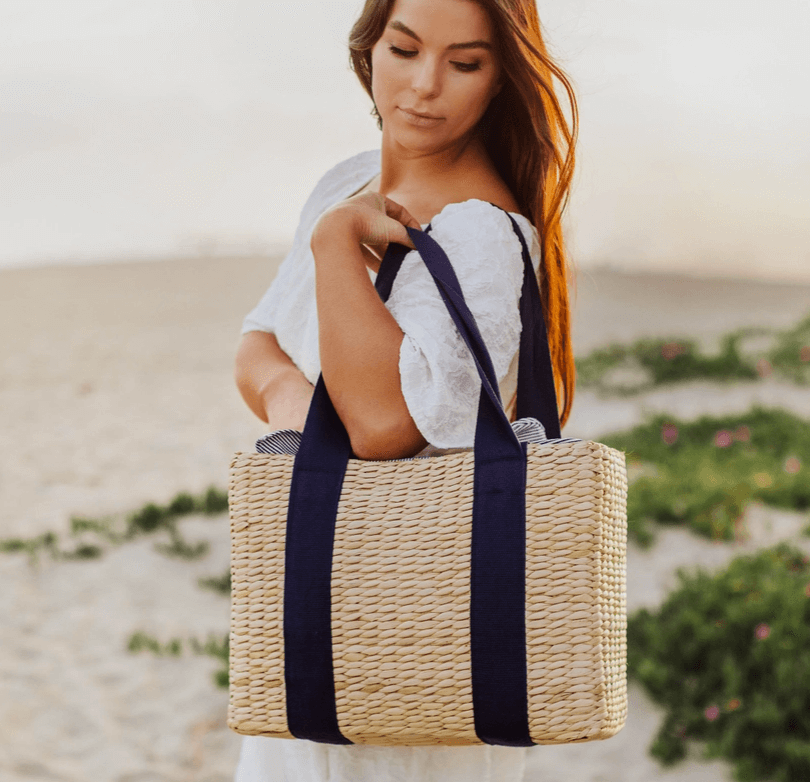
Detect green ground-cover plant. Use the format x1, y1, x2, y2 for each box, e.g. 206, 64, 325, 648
576, 314, 810, 395
769, 313, 810, 384
199, 568, 231, 596
628, 541, 810, 782
0, 486, 228, 563
128, 566, 232, 688
128, 631, 229, 688
601, 406, 810, 547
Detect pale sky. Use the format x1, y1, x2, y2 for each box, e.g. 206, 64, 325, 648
1, 0, 809, 279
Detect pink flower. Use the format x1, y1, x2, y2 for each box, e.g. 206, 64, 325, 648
714, 430, 733, 448
705, 706, 720, 721
661, 342, 686, 360
753, 472, 773, 489
733, 515, 749, 544
733, 425, 751, 442
755, 623, 771, 640
800, 346, 810, 363
756, 358, 773, 378
804, 583, 810, 598
727, 698, 741, 711
662, 424, 679, 445
784, 457, 801, 475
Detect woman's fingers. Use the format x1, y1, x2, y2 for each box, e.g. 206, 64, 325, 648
358, 243, 384, 273
379, 194, 422, 231
379, 195, 420, 248
348, 191, 419, 249
383, 217, 417, 250
358, 213, 414, 253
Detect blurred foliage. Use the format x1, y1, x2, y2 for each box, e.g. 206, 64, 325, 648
198, 568, 232, 596
628, 542, 810, 781
129, 569, 232, 691
128, 631, 229, 689
0, 486, 228, 564
0, 529, 105, 562
601, 406, 810, 548
576, 313, 810, 396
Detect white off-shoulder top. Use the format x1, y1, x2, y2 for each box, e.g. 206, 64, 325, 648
236, 149, 539, 782
241, 148, 542, 451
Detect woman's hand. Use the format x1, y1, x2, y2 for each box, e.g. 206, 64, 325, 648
235, 331, 314, 431
261, 368, 315, 432
306, 192, 428, 459
310, 191, 421, 272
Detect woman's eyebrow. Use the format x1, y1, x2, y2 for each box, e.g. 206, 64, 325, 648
387, 19, 493, 51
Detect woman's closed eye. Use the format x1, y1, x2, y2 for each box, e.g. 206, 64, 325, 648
387, 44, 481, 73
388, 44, 417, 58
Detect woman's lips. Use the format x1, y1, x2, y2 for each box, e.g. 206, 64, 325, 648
398, 107, 445, 128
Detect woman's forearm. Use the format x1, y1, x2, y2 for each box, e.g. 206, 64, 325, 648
234, 331, 314, 429
312, 227, 427, 460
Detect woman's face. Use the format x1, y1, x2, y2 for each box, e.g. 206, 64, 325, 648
370, 0, 502, 153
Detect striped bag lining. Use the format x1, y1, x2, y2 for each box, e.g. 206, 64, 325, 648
255, 417, 582, 457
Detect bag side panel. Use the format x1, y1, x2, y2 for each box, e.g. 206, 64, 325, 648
525, 440, 610, 744
593, 443, 628, 738
228, 452, 295, 738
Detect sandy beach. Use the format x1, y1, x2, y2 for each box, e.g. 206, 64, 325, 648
2, 255, 809, 781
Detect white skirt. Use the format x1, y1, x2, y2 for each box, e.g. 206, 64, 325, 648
235, 736, 527, 782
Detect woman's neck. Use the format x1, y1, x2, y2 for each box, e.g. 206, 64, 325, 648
376, 132, 501, 223
378, 131, 492, 195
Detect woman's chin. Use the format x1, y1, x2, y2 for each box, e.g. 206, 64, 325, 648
384, 123, 451, 154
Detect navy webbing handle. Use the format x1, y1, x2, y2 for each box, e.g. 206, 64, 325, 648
283, 213, 560, 746
508, 216, 562, 438
376, 211, 561, 438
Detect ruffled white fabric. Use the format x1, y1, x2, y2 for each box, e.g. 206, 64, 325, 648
235, 736, 527, 782
242, 149, 541, 449
242, 151, 384, 384
388, 199, 539, 447
238, 149, 542, 781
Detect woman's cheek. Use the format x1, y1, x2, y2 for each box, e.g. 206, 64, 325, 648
370, 50, 402, 116
450, 84, 489, 131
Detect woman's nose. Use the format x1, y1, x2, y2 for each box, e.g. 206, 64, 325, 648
411, 58, 441, 99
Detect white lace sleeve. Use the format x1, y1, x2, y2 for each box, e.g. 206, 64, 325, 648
240, 245, 299, 336
387, 200, 535, 449
241, 150, 379, 335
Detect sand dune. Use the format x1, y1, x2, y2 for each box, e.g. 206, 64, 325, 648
1, 256, 809, 781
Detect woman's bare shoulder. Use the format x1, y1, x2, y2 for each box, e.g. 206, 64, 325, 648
468, 175, 521, 215
427, 170, 521, 223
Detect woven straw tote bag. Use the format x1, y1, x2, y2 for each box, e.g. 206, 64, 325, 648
228, 211, 628, 747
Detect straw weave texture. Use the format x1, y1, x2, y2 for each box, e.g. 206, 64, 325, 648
228, 439, 627, 745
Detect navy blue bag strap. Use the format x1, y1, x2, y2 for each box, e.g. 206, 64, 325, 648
402, 228, 531, 746
378, 211, 562, 437
506, 214, 562, 438
283, 216, 555, 746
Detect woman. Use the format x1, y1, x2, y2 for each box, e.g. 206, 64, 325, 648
233, 0, 577, 778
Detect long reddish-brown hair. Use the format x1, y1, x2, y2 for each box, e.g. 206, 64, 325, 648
349, 0, 578, 427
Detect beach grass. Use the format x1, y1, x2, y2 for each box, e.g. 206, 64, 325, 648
128, 630, 230, 688
0, 486, 228, 564
5, 262, 810, 779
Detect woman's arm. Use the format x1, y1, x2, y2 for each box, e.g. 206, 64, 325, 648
378, 201, 530, 449
311, 194, 428, 461
234, 331, 314, 431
